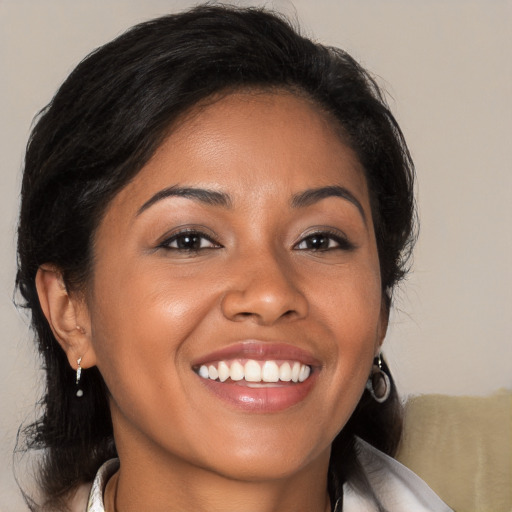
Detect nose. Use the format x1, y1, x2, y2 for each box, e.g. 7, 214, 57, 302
221, 249, 308, 326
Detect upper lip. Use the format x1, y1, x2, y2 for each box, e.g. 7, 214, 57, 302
191, 341, 321, 368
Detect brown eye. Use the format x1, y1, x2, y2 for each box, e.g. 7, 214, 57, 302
295, 231, 355, 252
300, 234, 331, 250
160, 230, 220, 251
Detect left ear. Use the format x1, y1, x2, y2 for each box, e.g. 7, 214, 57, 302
35, 264, 96, 372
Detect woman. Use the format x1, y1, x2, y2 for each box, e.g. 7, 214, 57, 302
16, 5, 451, 511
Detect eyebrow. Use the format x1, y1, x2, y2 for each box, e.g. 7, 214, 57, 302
291, 185, 366, 223
137, 185, 232, 215
137, 184, 366, 222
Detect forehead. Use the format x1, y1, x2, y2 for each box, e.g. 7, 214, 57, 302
109, 90, 369, 214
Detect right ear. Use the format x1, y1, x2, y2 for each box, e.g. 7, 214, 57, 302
35, 265, 96, 371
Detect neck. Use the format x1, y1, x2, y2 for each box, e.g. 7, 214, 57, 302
110, 465, 332, 512
109, 420, 332, 512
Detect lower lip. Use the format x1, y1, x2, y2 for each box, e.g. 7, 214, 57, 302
197, 374, 317, 413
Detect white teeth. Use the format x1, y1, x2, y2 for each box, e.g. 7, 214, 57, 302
262, 361, 279, 382
244, 360, 261, 382
298, 365, 311, 382
197, 359, 312, 384
279, 362, 292, 382
218, 361, 230, 382
230, 361, 244, 381
208, 365, 218, 380
291, 362, 301, 383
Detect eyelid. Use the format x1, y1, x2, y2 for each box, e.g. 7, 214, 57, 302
293, 227, 356, 251
156, 226, 222, 250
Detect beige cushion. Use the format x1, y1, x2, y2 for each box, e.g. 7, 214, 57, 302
396, 390, 512, 512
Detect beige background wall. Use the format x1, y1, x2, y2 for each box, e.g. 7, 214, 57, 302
1, 0, 511, 509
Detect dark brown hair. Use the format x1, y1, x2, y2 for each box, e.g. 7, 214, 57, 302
16, 5, 415, 510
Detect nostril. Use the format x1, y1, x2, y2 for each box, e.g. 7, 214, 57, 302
220, 282, 308, 325
231, 311, 256, 322
231, 309, 297, 323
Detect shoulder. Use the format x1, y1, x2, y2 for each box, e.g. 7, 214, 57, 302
342, 438, 453, 512
65, 459, 119, 512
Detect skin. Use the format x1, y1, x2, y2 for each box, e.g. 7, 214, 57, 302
37, 90, 387, 512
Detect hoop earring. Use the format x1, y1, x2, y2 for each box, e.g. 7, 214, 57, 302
366, 354, 390, 403
76, 357, 84, 398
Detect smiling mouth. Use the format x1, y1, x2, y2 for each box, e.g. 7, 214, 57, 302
196, 359, 312, 385
192, 342, 318, 411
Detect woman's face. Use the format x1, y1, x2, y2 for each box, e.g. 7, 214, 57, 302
85, 91, 386, 481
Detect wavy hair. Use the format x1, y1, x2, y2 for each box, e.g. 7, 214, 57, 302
16, 5, 416, 510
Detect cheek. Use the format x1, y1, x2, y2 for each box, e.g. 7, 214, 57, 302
86, 269, 220, 464
87, 264, 215, 398
309, 257, 383, 337
308, 262, 383, 403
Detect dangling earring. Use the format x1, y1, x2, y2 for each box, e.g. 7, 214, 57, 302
76, 357, 84, 397
366, 353, 390, 403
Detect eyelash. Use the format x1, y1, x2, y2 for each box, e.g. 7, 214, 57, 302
293, 230, 355, 252
158, 228, 354, 253
158, 229, 221, 252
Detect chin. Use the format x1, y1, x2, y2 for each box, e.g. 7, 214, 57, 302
197, 432, 331, 482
